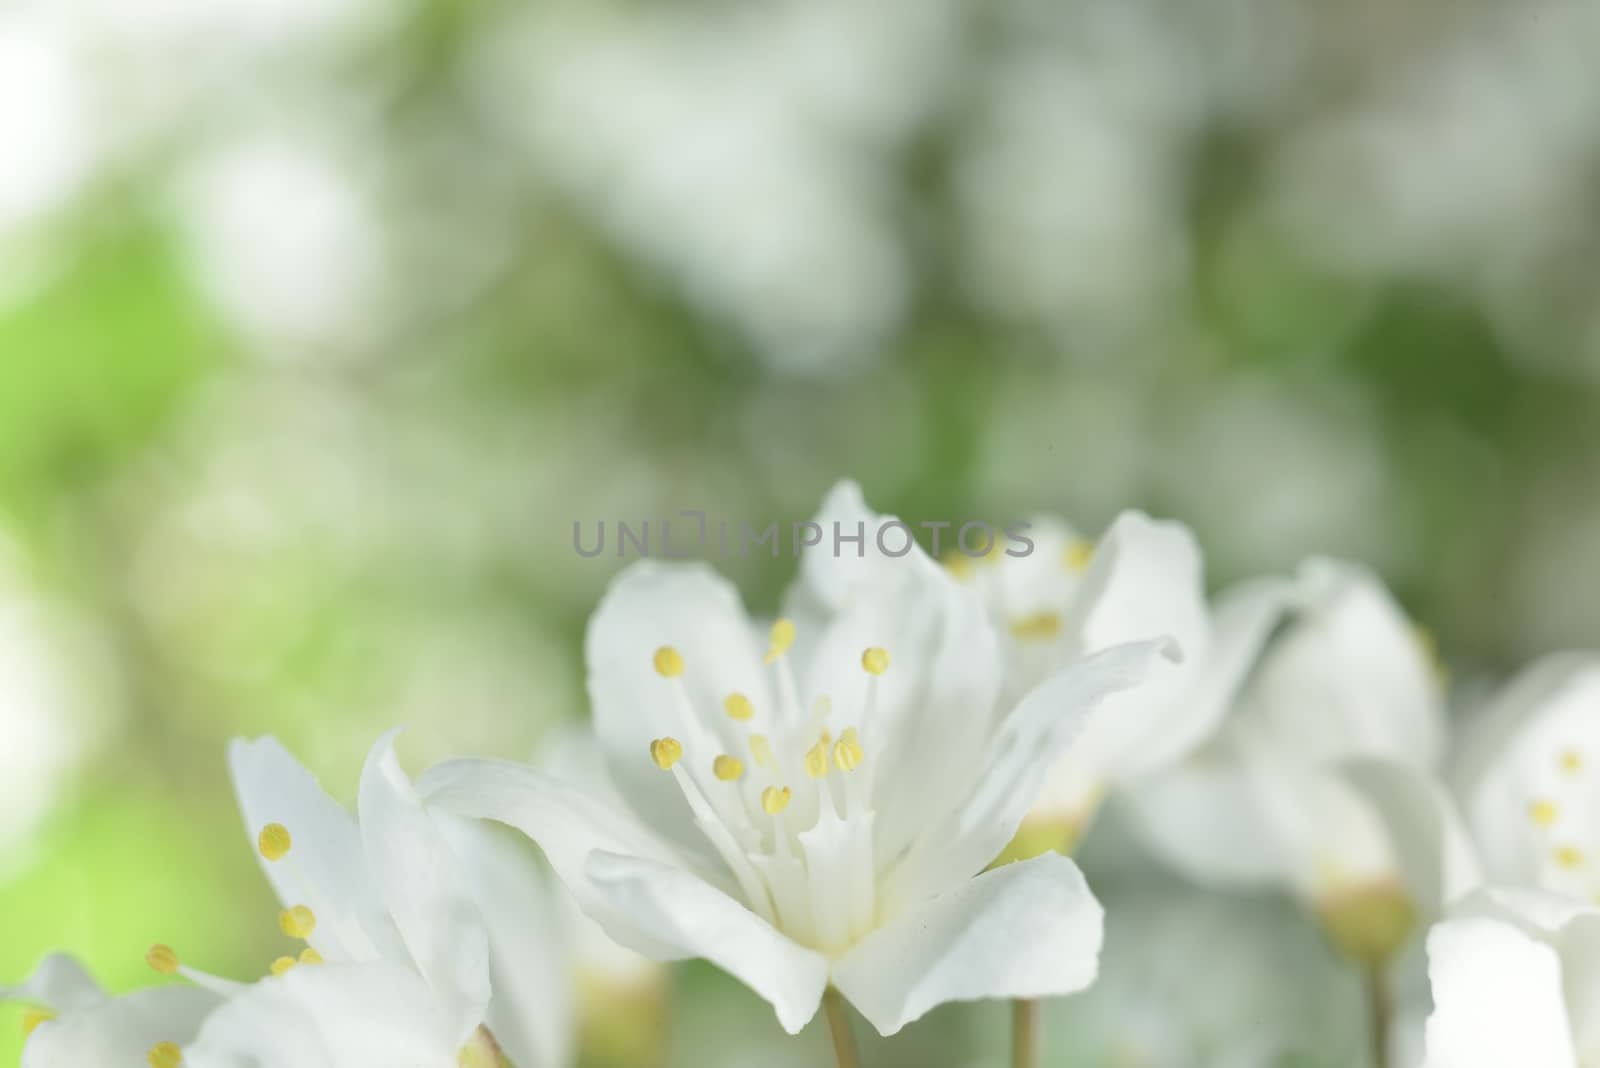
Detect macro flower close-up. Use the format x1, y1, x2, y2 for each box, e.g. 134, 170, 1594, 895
7, 1, 1600, 1066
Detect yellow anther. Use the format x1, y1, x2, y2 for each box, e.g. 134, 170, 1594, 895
1530, 800, 1560, 828
761, 786, 792, 815
765, 618, 797, 664
257, 823, 292, 862
278, 905, 316, 940
146, 944, 180, 976
652, 646, 685, 678
270, 956, 297, 977
21, 1008, 55, 1036
1556, 845, 1587, 870
1064, 539, 1094, 572
750, 734, 776, 770
298, 947, 323, 965
1009, 612, 1064, 641
147, 1042, 182, 1068
649, 737, 683, 771
861, 647, 890, 676
713, 755, 745, 782
804, 738, 831, 779
1562, 750, 1584, 776
833, 728, 865, 772
724, 693, 755, 722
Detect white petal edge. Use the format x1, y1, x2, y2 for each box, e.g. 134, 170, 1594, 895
585, 850, 830, 1035
417, 757, 726, 956
833, 852, 1104, 1037
1341, 758, 1483, 915
2, 954, 106, 1013
358, 730, 491, 1047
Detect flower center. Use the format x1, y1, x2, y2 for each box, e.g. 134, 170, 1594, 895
1522, 744, 1599, 900
644, 621, 886, 955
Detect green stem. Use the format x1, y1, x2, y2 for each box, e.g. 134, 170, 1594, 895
1366, 967, 1391, 1068
1012, 998, 1039, 1068
823, 987, 860, 1068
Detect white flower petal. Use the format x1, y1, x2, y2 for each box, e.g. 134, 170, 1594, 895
1248, 558, 1442, 768
23, 987, 219, 1068
585, 850, 830, 1036
1121, 576, 1292, 777
439, 816, 572, 1068
2, 953, 105, 1012
833, 852, 1103, 1037
1120, 749, 1289, 889
885, 639, 1175, 905
1341, 758, 1483, 914
1422, 915, 1577, 1068
185, 963, 460, 1068
585, 561, 775, 862
358, 731, 491, 1047
227, 736, 406, 964
1065, 511, 1208, 661
417, 757, 720, 954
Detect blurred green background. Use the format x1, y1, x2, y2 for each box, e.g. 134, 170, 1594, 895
4, 0, 1600, 1064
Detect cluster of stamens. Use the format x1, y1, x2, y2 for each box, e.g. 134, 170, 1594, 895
128, 822, 324, 1066
1523, 745, 1595, 896
642, 619, 888, 953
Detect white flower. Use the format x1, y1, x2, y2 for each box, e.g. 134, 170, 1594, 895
144, 730, 569, 1068
421, 481, 1175, 1035
1127, 558, 1448, 955
955, 511, 1288, 851
1421, 889, 1600, 1068
1452, 654, 1600, 903
2, 954, 218, 1067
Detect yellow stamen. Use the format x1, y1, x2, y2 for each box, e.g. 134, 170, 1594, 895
147, 1042, 183, 1068
804, 738, 830, 779
269, 956, 297, 977
724, 693, 755, 722
749, 734, 776, 770
649, 737, 683, 771
278, 905, 316, 940
652, 646, 684, 678
1562, 750, 1584, 776
257, 823, 292, 862
861, 647, 890, 676
1009, 612, 1063, 641
21, 1008, 55, 1036
832, 727, 864, 772
1530, 800, 1560, 828
1064, 539, 1094, 572
146, 944, 180, 976
713, 755, 745, 782
1556, 845, 1587, 870
761, 786, 792, 815
298, 947, 323, 965
765, 618, 797, 664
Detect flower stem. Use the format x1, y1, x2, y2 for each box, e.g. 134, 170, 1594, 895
1011, 998, 1039, 1068
1366, 967, 1391, 1068
823, 987, 859, 1068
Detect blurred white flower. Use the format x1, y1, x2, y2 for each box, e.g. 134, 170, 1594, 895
954, 511, 1288, 857
465, 0, 959, 374
0, 15, 95, 234
172, 135, 382, 354
1130, 558, 1447, 960
421, 481, 1173, 1035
